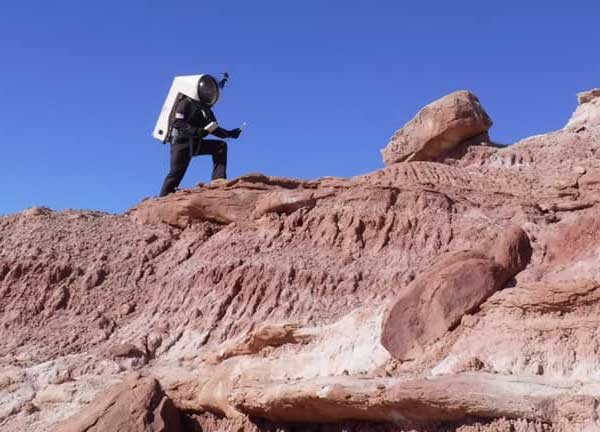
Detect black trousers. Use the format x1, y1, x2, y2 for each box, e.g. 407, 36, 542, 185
159, 138, 227, 197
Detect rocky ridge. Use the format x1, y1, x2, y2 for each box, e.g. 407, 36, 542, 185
1, 89, 600, 431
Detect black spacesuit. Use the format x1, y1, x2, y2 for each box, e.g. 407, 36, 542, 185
159, 75, 241, 197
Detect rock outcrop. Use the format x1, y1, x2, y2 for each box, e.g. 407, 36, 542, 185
2, 89, 600, 432
381, 90, 492, 164
129, 174, 319, 228
565, 88, 600, 132
52, 375, 181, 432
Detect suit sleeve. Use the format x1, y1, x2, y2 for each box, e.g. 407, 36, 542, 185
202, 107, 229, 138
172, 98, 202, 137
211, 127, 229, 139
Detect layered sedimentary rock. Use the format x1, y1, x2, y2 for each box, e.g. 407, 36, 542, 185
2, 89, 600, 432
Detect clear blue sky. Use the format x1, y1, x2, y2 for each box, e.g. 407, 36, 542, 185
1, 1, 599, 215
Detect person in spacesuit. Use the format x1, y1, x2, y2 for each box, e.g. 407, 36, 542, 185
159, 74, 241, 197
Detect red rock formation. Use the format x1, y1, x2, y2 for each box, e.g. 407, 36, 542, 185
51, 374, 181, 432
381, 90, 493, 164
2, 89, 600, 432
565, 88, 600, 132
381, 225, 532, 361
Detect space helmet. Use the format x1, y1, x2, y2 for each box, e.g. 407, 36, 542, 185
197, 74, 220, 106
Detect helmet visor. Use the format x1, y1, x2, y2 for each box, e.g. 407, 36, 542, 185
197, 75, 220, 106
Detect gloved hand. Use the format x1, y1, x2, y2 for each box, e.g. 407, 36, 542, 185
228, 128, 242, 139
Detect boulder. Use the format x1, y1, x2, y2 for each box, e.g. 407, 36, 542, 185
492, 225, 533, 281
381, 90, 492, 164
381, 226, 532, 361
381, 251, 505, 360
52, 374, 182, 432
